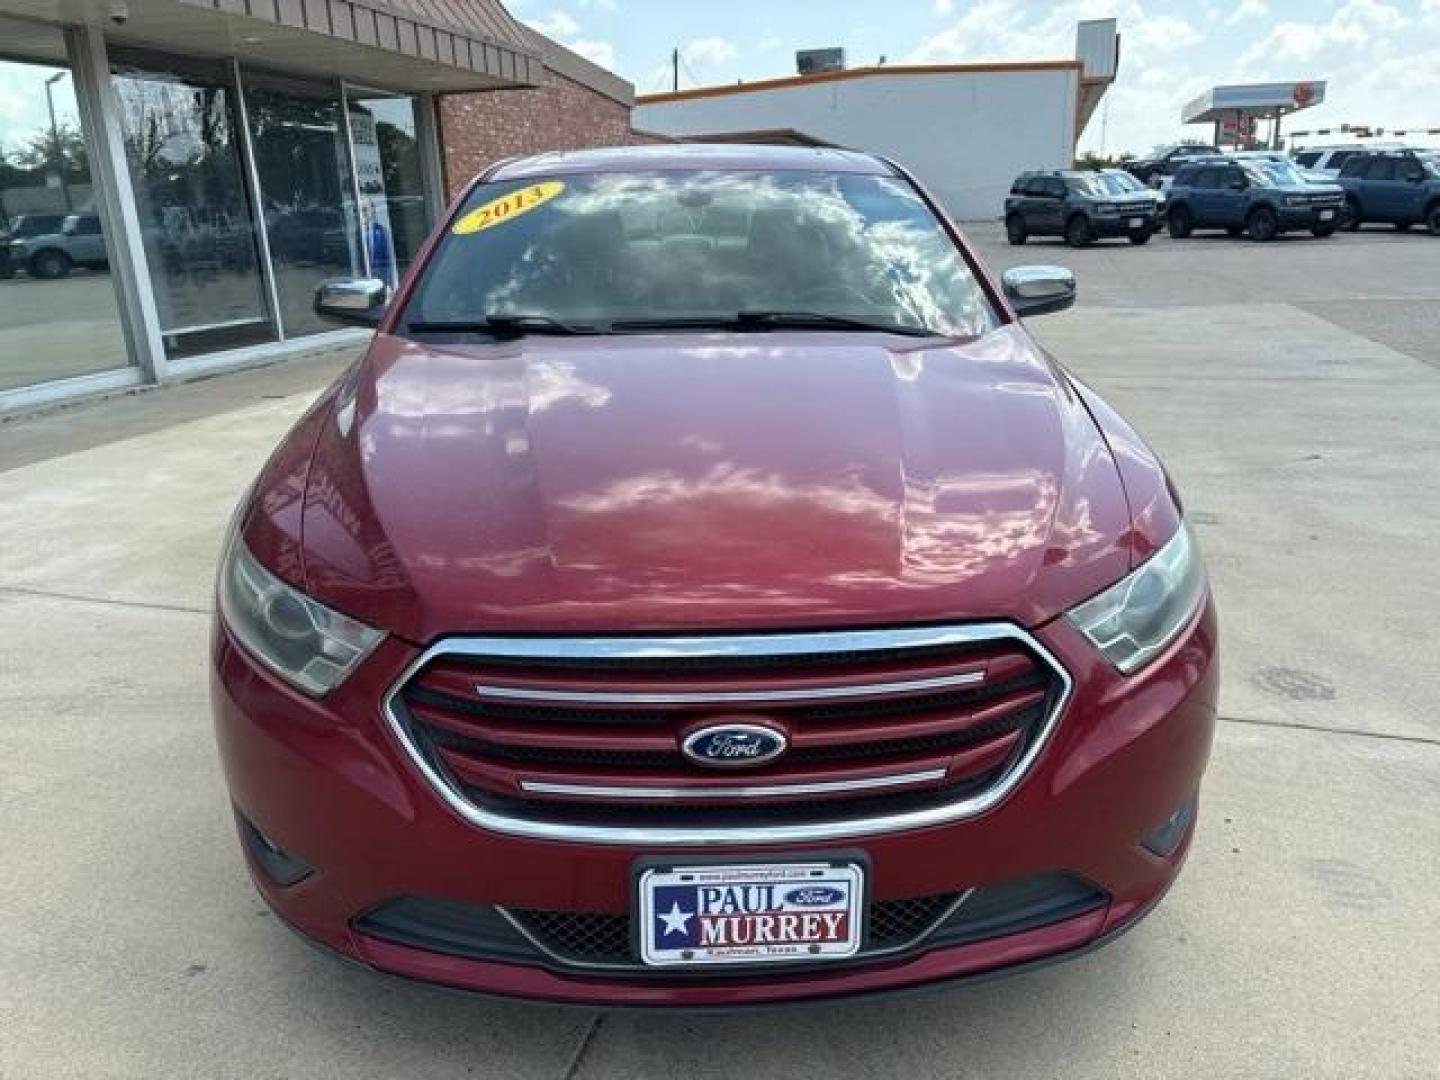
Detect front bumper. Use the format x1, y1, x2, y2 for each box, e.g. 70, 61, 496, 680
1278, 204, 1342, 229
211, 599, 1219, 1007
1091, 211, 1160, 237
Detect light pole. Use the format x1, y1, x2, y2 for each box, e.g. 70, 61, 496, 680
44, 71, 73, 212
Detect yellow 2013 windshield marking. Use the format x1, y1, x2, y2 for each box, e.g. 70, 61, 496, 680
452, 181, 566, 235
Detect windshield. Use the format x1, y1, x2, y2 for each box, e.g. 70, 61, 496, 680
1241, 159, 1307, 186
401, 170, 998, 339
1095, 172, 1143, 195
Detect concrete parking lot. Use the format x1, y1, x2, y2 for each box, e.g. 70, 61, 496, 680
2, 225, 1437, 1079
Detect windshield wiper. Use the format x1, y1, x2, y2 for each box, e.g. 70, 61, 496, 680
608, 312, 940, 337
736, 310, 940, 337
405, 315, 595, 337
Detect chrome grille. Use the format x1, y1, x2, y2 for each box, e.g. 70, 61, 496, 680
384, 624, 1072, 845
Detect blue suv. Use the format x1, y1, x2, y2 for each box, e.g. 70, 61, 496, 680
1165, 157, 1345, 241
1336, 151, 1440, 234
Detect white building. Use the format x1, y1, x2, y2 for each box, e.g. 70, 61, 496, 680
634, 21, 1119, 222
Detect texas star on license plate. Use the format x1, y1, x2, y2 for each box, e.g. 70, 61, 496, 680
638, 862, 864, 967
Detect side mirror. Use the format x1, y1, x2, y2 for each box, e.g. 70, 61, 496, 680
1228, 177, 1247, 190
1003, 265, 1076, 319
314, 277, 388, 327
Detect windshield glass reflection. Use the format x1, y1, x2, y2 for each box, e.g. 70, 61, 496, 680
403, 170, 998, 339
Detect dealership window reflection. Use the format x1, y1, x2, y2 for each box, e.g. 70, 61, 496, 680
111, 55, 273, 358
245, 76, 364, 338
0, 50, 128, 392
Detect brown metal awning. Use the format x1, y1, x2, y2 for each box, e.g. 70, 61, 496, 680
0, 0, 543, 92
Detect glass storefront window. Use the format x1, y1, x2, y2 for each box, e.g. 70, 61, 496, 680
7, 32, 440, 398
243, 74, 364, 338
110, 52, 273, 358
344, 89, 432, 287
1, 30, 130, 393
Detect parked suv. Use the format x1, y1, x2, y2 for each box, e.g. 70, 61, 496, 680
1126, 143, 1221, 186
1335, 151, 1440, 234
8, 212, 109, 279
1292, 142, 1409, 178
1005, 170, 1159, 247
1166, 157, 1345, 241
212, 144, 1216, 1007
1, 213, 67, 279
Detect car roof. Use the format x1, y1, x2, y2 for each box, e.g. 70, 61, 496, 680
1298, 142, 1408, 152
487, 143, 897, 181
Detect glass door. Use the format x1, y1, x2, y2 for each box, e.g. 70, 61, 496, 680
242, 73, 363, 338
343, 87, 433, 289
110, 51, 273, 358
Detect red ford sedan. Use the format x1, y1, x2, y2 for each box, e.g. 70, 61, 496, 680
211, 145, 1217, 1007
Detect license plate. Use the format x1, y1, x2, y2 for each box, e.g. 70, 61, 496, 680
1128, 217, 1144, 228
1319, 209, 1335, 220
637, 861, 864, 967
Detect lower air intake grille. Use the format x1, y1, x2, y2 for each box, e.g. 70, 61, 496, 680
354, 874, 1108, 975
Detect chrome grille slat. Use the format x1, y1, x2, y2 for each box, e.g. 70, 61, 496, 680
471, 668, 985, 706
383, 623, 1072, 846
517, 768, 949, 800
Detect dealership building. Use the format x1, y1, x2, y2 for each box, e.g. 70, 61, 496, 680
634, 20, 1120, 222
0, 0, 647, 413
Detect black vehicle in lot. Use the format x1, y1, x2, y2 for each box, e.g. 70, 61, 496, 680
1126, 143, 1221, 186
1005, 170, 1159, 247
1335, 151, 1440, 234
1165, 157, 1345, 241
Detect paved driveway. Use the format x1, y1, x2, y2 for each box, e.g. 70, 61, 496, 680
2, 225, 1437, 1079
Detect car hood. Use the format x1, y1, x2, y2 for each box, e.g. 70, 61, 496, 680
286, 326, 1135, 642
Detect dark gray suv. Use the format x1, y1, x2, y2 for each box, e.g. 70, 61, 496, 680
1005, 170, 1159, 247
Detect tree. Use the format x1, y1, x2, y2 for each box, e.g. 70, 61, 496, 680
1075, 150, 1137, 171
10, 121, 89, 184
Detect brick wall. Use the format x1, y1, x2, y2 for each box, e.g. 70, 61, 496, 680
439, 68, 669, 195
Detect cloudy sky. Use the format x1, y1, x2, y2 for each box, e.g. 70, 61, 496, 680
514, 0, 1440, 153
2, 1, 1436, 161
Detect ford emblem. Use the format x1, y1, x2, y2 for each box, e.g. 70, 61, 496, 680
681, 721, 788, 769
784, 886, 844, 907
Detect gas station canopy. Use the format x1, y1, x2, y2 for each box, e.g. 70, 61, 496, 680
1183, 81, 1327, 123
1183, 81, 1326, 147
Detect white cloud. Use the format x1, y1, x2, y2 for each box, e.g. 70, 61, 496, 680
1127, 14, 1202, 54
567, 38, 616, 68
1224, 0, 1267, 26
934, 0, 954, 13
525, 10, 581, 38
522, 8, 617, 71
909, 1, 1197, 68
682, 36, 738, 68
1239, 0, 1407, 66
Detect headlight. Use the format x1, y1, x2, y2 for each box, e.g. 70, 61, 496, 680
218, 537, 385, 695
1285, 196, 1308, 208
1095, 203, 1120, 215
1067, 523, 1206, 674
